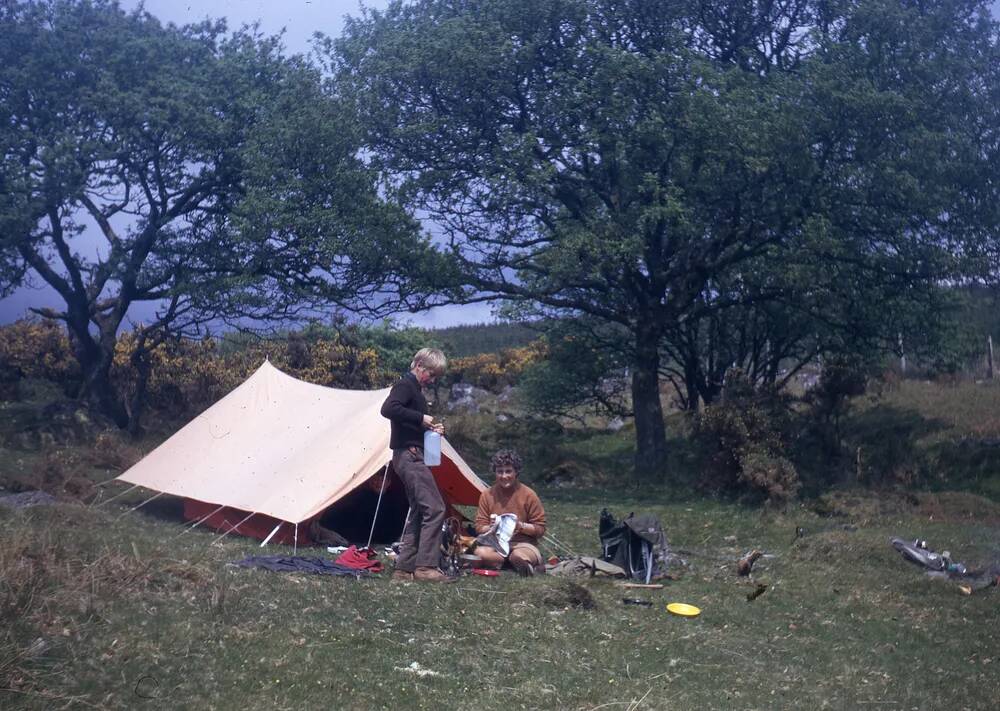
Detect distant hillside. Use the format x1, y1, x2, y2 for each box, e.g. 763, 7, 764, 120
428, 321, 542, 357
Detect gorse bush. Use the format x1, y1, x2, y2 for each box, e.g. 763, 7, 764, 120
1, 320, 385, 421
0, 320, 80, 397
113, 332, 383, 418
695, 369, 800, 503
446, 342, 546, 392
0, 320, 544, 423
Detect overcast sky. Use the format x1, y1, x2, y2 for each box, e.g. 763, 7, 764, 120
125, 0, 388, 57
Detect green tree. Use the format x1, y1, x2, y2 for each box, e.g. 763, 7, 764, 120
0, 0, 440, 431
520, 318, 631, 421
661, 250, 961, 411
337, 0, 998, 477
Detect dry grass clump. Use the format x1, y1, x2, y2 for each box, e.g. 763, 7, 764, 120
0, 526, 73, 695
23, 449, 97, 502
529, 580, 597, 610
0, 508, 217, 698
2, 430, 141, 506
84, 431, 143, 473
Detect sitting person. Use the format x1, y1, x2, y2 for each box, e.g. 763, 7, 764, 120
473, 449, 547, 575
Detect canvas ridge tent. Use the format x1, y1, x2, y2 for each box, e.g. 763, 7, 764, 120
115, 361, 487, 546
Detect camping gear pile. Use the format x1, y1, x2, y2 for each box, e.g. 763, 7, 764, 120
232, 555, 369, 578
545, 509, 675, 581
890, 536, 1000, 593
598, 509, 671, 583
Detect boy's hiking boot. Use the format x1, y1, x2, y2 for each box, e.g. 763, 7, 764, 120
391, 570, 414, 582
414, 567, 456, 583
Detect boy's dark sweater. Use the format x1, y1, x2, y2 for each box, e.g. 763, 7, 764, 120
380, 372, 427, 450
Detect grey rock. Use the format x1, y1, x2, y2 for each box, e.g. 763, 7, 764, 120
447, 382, 490, 413
0, 490, 57, 509
25, 638, 49, 659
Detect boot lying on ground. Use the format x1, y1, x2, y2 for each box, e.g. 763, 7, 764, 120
414, 566, 457, 583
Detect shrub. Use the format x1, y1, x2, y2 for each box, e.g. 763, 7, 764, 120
695, 369, 800, 503
2, 319, 536, 429
112, 329, 384, 421
804, 354, 875, 458
0, 320, 80, 398
447, 342, 546, 392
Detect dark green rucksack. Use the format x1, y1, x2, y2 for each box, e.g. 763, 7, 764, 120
598, 509, 670, 583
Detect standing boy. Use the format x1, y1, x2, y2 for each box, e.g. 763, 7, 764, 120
380, 348, 452, 583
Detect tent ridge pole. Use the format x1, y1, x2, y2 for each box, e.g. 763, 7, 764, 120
260, 522, 284, 547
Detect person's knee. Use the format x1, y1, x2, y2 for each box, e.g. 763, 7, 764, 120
423, 500, 445, 523
416, 484, 445, 519
510, 548, 541, 567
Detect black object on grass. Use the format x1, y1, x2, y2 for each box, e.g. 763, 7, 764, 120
621, 598, 653, 607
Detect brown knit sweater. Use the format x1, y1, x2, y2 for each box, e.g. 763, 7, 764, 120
474, 482, 546, 544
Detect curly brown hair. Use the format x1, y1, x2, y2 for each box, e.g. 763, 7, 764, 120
490, 449, 522, 475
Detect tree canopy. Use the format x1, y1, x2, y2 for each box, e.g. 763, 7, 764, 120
337, 0, 1000, 476
0, 0, 445, 429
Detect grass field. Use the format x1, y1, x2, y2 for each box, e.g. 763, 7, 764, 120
2, 377, 1000, 709
844, 379, 1000, 499
2, 487, 998, 710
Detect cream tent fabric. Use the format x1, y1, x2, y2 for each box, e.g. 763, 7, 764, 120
117, 361, 486, 523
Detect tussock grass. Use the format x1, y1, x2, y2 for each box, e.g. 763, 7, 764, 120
83, 432, 143, 473
528, 580, 597, 611
1, 490, 998, 709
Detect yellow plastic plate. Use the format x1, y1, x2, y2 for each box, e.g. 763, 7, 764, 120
666, 602, 701, 617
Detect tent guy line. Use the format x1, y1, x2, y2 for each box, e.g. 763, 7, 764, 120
115, 491, 162, 521
176, 504, 227, 540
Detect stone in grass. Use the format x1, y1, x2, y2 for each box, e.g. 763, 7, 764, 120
394, 661, 441, 677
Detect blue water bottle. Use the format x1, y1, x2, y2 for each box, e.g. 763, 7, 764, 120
423, 430, 441, 466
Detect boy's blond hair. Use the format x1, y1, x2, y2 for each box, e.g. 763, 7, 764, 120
410, 348, 447, 375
